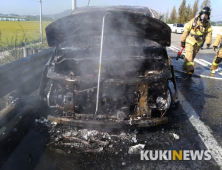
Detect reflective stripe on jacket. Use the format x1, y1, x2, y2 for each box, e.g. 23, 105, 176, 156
186, 38, 203, 46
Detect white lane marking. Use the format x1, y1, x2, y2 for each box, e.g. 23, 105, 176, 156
199, 59, 211, 65
168, 46, 178, 53
169, 45, 222, 76
169, 45, 181, 51
175, 69, 222, 80
194, 58, 209, 67
168, 46, 185, 55
179, 90, 222, 168
199, 59, 222, 75
170, 45, 180, 51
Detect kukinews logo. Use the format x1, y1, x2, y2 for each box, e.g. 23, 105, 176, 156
141, 150, 212, 160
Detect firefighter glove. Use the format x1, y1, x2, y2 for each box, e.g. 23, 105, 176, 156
213, 46, 217, 51
206, 44, 210, 49
181, 42, 185, 48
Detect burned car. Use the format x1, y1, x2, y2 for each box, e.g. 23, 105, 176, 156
39, 6, 178, 127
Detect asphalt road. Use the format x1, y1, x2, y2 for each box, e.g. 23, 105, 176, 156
0, 33, 222, 170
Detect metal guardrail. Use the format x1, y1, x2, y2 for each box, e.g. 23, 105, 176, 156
0, 48, 54, 98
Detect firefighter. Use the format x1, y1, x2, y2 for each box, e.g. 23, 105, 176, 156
181, 7, 212, 75
210, 29, 222, 74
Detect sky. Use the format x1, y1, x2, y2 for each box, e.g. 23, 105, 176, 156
0, 0, 222, 21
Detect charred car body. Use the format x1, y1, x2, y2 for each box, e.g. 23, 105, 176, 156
39, 6, 178, 127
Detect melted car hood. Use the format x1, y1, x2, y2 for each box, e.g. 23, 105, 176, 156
46, 6, 171, 47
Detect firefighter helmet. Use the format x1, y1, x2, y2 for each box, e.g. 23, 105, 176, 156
199, 6, 211, 23
200, 6, 211, 16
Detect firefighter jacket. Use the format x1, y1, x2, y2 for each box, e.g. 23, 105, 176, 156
181, 17, 212, 46
213, 29, 222, 47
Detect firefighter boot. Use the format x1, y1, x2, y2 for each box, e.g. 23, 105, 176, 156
211, 69, 216, 74
210, 49, 222, 74
188, 71, 193, 78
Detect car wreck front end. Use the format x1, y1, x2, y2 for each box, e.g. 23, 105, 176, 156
39, 6, 178, 128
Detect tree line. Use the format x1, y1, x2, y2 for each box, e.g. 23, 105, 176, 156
158, 0, 211, 24
26, 15, 54, 21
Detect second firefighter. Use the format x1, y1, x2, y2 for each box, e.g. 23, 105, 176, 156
210, 29, 222, 74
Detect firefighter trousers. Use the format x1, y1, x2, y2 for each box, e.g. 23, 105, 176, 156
182, 42, 200, 73
210, 48, 222, 70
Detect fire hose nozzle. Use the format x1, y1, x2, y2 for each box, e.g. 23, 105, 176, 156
176, 54, 185, 60
176, 47, 185, 60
